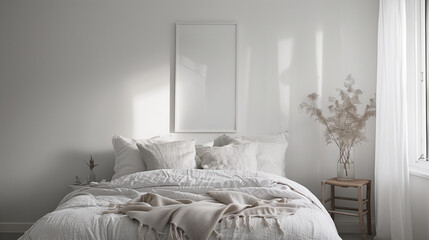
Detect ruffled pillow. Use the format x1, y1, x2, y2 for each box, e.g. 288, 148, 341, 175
197, 142, 258, 171
213, 132, 288, 177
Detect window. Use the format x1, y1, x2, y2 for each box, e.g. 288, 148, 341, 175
409, 0, 428, 176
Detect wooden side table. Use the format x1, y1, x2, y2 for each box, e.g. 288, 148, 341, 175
321, 178, 371, 240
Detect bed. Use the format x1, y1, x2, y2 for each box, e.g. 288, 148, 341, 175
19, 133, 341, 240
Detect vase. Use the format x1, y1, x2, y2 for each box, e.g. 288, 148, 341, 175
337, 161, 354, 180
337, 147, 355, 180
88, 169, 96, 183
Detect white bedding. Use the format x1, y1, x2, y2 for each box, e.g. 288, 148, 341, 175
19, 170, 340, 240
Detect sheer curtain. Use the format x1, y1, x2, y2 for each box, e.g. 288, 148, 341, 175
375, 0, 423, 239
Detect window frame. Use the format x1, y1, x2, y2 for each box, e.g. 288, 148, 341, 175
410, 0, 429, 177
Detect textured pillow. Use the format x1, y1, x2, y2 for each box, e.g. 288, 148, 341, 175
195, 141, 214, 169
213, 135, 235, 147
111, 135, 173, 180
213, 132, 288, 177
136, 140, 197, 170
197, 142, 258, 171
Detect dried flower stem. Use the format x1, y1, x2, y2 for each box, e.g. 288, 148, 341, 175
86, 155, 99, 170
299, 75, 376, 173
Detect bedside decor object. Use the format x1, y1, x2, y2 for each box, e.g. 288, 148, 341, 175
74, 176, 82, 185
85, 155, 99, 183
299, 75, 376, 180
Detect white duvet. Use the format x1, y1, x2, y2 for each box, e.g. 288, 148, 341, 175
20, 169, 340, 240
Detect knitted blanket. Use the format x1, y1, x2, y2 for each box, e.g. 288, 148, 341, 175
108, 190, 299, 240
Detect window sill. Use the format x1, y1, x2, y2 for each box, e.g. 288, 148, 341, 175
409, 166, 429, 179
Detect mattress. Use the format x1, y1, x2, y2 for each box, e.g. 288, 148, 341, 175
19, 169, 341, 240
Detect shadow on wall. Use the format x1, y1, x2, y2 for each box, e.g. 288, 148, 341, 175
239, 5, 332, 192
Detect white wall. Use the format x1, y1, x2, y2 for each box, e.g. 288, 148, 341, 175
0, 0, 379, 231
410, 175, 429, 239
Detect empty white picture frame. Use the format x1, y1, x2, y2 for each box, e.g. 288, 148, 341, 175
175, 22, 237, 132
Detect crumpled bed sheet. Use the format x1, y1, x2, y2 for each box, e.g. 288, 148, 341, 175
19, 169, 341, 240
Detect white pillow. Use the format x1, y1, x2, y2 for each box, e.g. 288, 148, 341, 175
195, 141, 214, 169
111, 135, 173, 180
213, 135, 235, 146
197, 142, 258, 171
136, 140, 197, 170
213, 132, 288, 177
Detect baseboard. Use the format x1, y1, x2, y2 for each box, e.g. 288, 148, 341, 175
336, 221, 375, 234
0, 223, 33, 233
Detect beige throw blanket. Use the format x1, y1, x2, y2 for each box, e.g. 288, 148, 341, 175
107, 191, 299, 240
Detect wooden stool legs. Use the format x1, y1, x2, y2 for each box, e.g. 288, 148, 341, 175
331, 185, 335, 220
367, 183, 372, 235
358, 186, 365, 240
321, 178, 372, 240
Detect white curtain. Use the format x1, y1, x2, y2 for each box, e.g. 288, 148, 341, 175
376, 0, 423, 239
